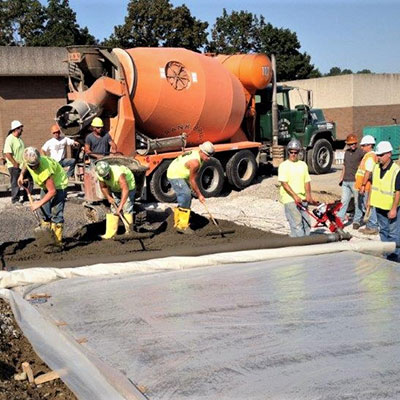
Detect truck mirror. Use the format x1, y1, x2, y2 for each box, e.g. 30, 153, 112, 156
255, 95, 261, 104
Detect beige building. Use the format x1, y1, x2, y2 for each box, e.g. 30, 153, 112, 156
285, 74, 400, 141
0, 47, 68, 153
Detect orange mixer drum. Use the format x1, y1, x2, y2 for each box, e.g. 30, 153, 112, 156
215, 54, 272, 94
121, 48, 247, 146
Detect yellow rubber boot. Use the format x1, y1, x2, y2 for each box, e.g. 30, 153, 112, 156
176, 207, 192, 233
173, 207, 180, 228
51, 222, 63, 245
40, 221, 51, 229
123, 213, 134, 233
101, 213, 119, 239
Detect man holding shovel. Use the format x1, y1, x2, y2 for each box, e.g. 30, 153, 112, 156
167, 141, 215, 234
18, 147, 68, 245
95, 161, 136, 239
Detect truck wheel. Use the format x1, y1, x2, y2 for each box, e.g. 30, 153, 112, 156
149, 160, 177, 203
307, 138, 333, 174
226, 150, 257, 189
197, 157, 224, 198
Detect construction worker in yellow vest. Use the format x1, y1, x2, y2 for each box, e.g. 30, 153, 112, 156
95, 161, 136, 239
167, 141, 215, 233
355, 135, 379, 235
369, 141, 400, 261
17, 147, 68, 244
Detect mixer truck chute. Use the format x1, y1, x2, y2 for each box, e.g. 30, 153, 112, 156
56, 46, 337, 204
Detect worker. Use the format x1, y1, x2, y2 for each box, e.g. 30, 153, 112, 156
369, 141, 400, 261
337, 133, 364, 229
84, 117, 117, 160
278, 138, 316, 237
167, 141, 215, 233
95, 160, 136, 239
3, 120, 33, 204
355, 135, 379, 235
17, 147, 68, 244
41, 124, 80, 178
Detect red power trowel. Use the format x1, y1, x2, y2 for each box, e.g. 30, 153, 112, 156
297, 200, 351, 239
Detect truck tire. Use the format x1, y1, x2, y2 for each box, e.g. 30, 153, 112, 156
197, 157, 224, 198
226, 150, 257, 190
307, 138, 333, 174
149, 160, 177, 203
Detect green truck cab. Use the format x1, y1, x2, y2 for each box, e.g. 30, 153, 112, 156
256, 84, 337, 174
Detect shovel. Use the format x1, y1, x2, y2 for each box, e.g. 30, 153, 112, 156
23, 187, 55, 244
202, 202, 235, 238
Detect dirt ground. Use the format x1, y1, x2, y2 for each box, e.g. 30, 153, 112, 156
0, 298, 77, 400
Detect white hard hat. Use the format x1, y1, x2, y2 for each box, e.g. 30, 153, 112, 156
287, 138, 301, 152
360, 135, 375, 146
95, 160, 111, 178
375, 141, 393, 155
23, 147, 40, 167
9, 120, 23, 132
199, 141, 215, 157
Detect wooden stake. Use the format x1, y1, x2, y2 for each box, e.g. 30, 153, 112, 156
34, 371, 60, 385
22, 362, 34, 383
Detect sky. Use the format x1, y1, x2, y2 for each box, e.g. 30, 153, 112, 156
60, 0, 399, 75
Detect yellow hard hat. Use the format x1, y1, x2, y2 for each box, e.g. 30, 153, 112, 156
91, 117, 104, 128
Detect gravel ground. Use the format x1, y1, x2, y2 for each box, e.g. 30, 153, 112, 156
0, 165, 379, 245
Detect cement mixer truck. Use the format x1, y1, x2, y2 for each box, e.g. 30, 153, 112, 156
57, 46, 337, 204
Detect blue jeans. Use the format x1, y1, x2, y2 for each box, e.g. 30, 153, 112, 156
40, 189, 66, 224
111, 190, 136, 214
337, 181, 363, 223
376, 208, 400, 260
284, 201, 311, 237
357, 192, 378, 229
169, 178, 192, 208
60, 158, 76, 178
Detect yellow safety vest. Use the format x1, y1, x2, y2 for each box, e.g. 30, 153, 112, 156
355, 151, 377, 191
27, 156, 68, 190
370, 163, 400, 210
167, 150, 202, 180
98, 165, 135, 193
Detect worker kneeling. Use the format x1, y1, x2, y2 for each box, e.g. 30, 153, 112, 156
18, 147, 68, 244
167, 141, 215, 233
95, 161, 136, 239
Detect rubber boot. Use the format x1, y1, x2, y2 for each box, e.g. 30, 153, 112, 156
34, 220, 51, 233
123, 213, 134, 233
176, 207, 193, 234
51, 222, 63, 245
101, 213, 119, 239
173, 207, 180, 228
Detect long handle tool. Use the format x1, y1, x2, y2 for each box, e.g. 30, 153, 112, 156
202, 202, 235, 238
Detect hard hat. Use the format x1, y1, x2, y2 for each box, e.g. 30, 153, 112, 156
346, 134, 358, 144
360, 135, 375, 146
51, 124, 61, 134
199, 141, 215, 157
9, 120, 23, 132
23, 147, 40, 168
287, 138, 301, 152
95, 161, 111, 178
91, 117, 104, 128
375, 141, 393, 155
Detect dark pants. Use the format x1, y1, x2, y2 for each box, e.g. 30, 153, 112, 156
8, 167, 33, 203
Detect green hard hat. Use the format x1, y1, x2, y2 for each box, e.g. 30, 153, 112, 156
95, 161, 111, 178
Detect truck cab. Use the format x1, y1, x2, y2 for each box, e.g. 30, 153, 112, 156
256, 84, 336, 174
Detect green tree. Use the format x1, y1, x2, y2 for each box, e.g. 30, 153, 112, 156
208, 9, 318, 81
357, 69, 372, 74
34, 0, 96, 46
325, 67, 342, 76
0, 0, 45, 45
104, 0, 208, 51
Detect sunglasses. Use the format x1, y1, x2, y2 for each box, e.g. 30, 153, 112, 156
289, 151, 299, 154
53, 131, 61, 134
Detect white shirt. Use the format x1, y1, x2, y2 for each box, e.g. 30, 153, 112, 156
41, 136, 75, 162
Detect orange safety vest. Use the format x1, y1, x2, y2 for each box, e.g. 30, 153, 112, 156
355, 151, 377, 191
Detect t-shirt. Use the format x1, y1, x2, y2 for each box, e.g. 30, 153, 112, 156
42, 136, 75, 162
85, 132, 112, 155
26, 156, 68, 190
278, 159, 311, 204
3, 134, 25, 168
343, 147, 364, 181
98, 165, 135, 192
